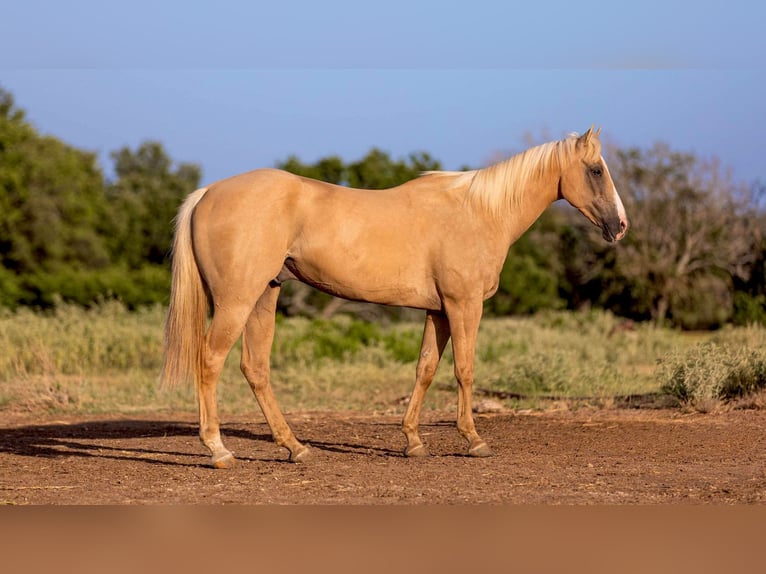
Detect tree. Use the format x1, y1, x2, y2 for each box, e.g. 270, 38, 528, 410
731, 182, 766, 325
609, 142, 759, 327
277, 154, 345, 184
485, 209, 567, 316
276, 148, 441, 190
346, 149, 441, 189
0, 88, 205, 308
0, 88, 110, 274
106, 141, 201, 268
0, 88, 113, 305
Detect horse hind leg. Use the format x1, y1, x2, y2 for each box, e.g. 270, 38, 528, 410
198, 301, 256, 468
241, 284, 309, 462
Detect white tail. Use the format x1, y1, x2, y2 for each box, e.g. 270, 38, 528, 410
160, 187, 209, 389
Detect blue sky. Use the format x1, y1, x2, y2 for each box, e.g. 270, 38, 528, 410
1, 1, 764, 186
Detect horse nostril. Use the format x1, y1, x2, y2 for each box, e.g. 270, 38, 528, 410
620, 219, 628, 232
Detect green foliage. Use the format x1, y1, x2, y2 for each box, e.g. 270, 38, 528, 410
486, 209, 592, 317
665, 275, 732, 330
732, 292, 766, 326
0, 265, 23, 308
308, 317, 382, 360
277, 148, 441, 189
347, 149, 441, 189
275, 316, 383, 362
0, 89, 110, 275
382, 327, 423, 363
106, 141, 201, 267
486, 253, 563, 315
16, 265, 169, 309
276, 316, 423, 365
278, 154, 345, 184
0, 88, 199, 309
732, 236, 766, 326
658, 326, 766, 410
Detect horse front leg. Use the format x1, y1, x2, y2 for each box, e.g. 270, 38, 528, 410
445, 298, 493, 457
402, 311, 450, 457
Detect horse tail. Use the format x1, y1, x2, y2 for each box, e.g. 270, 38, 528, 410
160, 187, 210, 389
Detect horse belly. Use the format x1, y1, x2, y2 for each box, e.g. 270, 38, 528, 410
285, 246, 440, 310
284, 183, 447, 309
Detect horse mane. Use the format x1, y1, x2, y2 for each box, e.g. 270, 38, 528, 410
423, 133, 600, 216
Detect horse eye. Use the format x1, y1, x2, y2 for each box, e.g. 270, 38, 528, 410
590, 167, 603, 177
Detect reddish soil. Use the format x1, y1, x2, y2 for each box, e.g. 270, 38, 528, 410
1, 408, 764, 504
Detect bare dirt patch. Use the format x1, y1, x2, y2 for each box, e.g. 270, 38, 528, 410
1, 408, 764, 504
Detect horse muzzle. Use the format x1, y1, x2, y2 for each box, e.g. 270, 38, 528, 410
601, 215, 628, 243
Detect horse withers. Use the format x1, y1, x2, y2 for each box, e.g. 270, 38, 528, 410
161, 127, 628, 468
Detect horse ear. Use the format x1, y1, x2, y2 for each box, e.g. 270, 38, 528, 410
577, 125, 595, 148
595, 126, 602, 138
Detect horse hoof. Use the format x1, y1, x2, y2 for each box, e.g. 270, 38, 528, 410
405, 444, 430, 458
290, 445, 311, 463
468, 442, 493, 458
211, 452, 236, 469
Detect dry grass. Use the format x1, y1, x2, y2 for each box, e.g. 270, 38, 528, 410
2, 303, 760, 417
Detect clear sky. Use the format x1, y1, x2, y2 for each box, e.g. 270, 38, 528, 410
1, 1, 764, 186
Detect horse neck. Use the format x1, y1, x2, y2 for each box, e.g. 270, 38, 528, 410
500, 169, 561, 247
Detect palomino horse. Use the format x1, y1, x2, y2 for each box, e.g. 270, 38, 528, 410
161, 127, 628, 468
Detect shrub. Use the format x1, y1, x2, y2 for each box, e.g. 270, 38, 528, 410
484, 254, 564, 316
732, 292, 766, 326
281, 316, 383, 361
15, 265, 170, 309
658, 326, 766, 410
382, 328, 422, 363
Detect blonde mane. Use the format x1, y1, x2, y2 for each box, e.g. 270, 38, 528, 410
425, 133, 600, 216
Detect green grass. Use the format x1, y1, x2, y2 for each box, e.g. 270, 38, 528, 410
1, 303, 763, 417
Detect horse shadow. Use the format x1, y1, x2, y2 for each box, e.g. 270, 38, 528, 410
0, 416, 465, 467
299, 418, 459, 458
0, 419, 276, 468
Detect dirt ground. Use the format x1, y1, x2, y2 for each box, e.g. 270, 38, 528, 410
1, 407, 764, 504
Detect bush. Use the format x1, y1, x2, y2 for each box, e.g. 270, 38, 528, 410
732, 292, 766, 326
658, 326, 766, 410
15, 265, 170, 309
0, 266, 23, 308
485, 254, 564, 316
382, 328, 422, 363
279, 316, 383, 361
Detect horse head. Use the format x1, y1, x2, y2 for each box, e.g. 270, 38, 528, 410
559, 127, 628, 242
